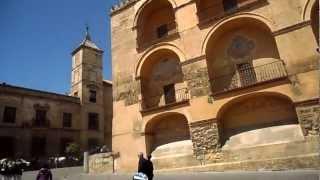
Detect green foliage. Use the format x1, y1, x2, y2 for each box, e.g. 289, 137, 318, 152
65, 143, 80, 158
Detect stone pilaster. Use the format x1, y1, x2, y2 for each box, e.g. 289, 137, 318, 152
295, 99, 320, 136
189, 119, 221, 157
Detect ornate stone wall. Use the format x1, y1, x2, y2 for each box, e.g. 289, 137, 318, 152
296, 100, 320, 136
189, 119, 220, 157
182, 59, 210, 98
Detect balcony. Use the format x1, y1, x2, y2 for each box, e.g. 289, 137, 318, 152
137, 21, 179, 50
140, 87, 190, 112
32, 119, 50, 128
210, 60, 288, 95
197, 0, 267, 24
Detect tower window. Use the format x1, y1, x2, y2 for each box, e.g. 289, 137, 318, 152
157, 24, 168, 38
89, 90, 97, 103
223, 0, 238, 11
3, 106, 16, 123
63, 113, 72, 128
88, 113, 99, 130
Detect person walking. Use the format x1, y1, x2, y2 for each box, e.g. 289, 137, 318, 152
145, 155, 154, 180
36, 164, 52, 180
133, 153, 148, 180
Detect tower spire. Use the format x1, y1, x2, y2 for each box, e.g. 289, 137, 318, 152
85, 24, 91, 41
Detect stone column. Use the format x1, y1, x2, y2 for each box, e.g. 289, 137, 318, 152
189, 119, 221, 157
295, 100, 320, 136
83, 151, 89, 173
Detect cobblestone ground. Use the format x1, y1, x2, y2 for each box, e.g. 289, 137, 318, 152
22, 168, 320, 180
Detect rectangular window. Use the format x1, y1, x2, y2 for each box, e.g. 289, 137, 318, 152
63, 113, 72, 128
31, 137, 46, 157
157, 24, 168, 38
164, 84, 176, 104
3, 106, 16, 123
223, 0, 238, 11
88, 113, 99, 130
237, 63, 257, 86
35, 110, 47, 127
89, 90, 97, 103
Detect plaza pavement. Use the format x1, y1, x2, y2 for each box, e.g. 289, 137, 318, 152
22, 167, 320, 180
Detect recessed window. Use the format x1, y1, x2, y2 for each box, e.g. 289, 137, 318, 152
3, 106, 16, 123
74, 91, 78, 97
35, 110, 47, 126
63, 113, 72, 128
223, 0, 238, 11
164, 84, 176, 104
237, 63, 257, 86
88, 113, 99, 130
89, 90, 97, 103
157, 24, 168, 38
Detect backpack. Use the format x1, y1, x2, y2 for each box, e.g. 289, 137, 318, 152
133, 172, 148, 180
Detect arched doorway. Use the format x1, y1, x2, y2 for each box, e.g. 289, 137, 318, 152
218, 93, 304, 149
205, 17, 285, 94
145, 113, 192, 157
311, 0, 319, 45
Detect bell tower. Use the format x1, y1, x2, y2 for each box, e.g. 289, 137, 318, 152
71, 26, 105, 150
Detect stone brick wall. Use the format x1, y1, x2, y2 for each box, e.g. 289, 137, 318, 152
296, 100, 320, 136
182, 59, 210, 98
189, 119, 220, 157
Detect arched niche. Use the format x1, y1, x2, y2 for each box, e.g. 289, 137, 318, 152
145, 113, 191, 157
311, 0, 319, 45
205, 17, 282, 93
135, 0, 177, 48
139, 49, 185, 110
217, 92, 304, 149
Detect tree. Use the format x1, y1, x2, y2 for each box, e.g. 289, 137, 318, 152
65, 143, 80, 159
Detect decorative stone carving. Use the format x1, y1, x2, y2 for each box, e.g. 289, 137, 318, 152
189, 119, 221, 157
296, 103, 320, 136
227, 35, 255, 62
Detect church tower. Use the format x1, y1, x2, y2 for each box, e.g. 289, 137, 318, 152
71, 27, 105, 150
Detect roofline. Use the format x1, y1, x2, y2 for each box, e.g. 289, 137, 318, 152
103, 80, 113, 85
71, 44, 104, 56
0, 83, 80, 104
110, 0, 138, 16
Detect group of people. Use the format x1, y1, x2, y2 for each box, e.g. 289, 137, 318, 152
0, 158, 52, 180
0, 158, 28, 180
134, 153, 154, 180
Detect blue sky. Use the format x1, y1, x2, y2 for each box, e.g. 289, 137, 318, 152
0, 0, 118, 94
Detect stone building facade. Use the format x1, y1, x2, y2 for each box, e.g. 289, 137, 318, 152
0, 31, 113, 159
110, 0, 319, 172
